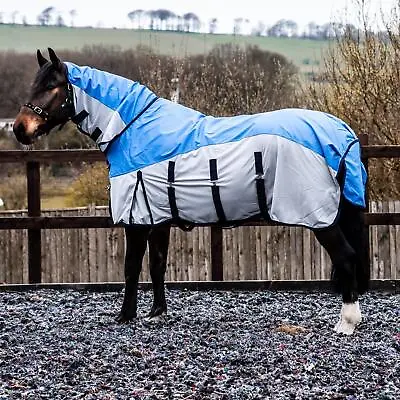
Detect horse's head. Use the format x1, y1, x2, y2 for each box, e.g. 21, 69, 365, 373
13, 48, 74, 145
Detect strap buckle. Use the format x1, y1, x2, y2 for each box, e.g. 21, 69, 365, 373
33, 106, 44, 115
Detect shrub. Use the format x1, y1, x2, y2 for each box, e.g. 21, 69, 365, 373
0, 175, 27, 210
66, 163, 109, 207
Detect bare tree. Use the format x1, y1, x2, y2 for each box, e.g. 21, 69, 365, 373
127, 9, 145, 29
285, 20, 298, 37
252, 21, 266, 36
174, 15, 184, 31
183, 12, 200, 32
209, 18, 218, 34
69, 9, 77, 27
56, 14, 65, 27
233, 18, 243, 35
165, 10, 176, 30
11, 11, 19, 24
37, 7, 55, 26
304, 21, 321, 39
147, 10, 158, 30
156, 9, 175, 30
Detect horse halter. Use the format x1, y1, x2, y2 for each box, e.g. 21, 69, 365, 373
23, 83, 75, 134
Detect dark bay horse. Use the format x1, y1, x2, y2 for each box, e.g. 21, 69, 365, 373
13, 48, 370, 335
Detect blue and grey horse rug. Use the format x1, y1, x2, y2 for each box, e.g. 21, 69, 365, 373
65, 62, 367, 229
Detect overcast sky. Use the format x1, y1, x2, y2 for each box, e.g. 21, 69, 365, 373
1, 0, 396, 32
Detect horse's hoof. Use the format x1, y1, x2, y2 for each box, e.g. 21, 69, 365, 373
334, 318, 357, 335
334, 301, 362, 335
115, 311, 136, 324
145, 311, 167, 323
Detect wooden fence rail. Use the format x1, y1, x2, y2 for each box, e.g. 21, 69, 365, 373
1, 136, 400, 284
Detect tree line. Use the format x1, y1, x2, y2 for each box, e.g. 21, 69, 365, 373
0, 6, 364, 40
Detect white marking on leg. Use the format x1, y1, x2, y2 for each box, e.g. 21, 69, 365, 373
334, 301, 362, 335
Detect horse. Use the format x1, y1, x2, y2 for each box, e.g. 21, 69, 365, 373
13, 48, 370, 335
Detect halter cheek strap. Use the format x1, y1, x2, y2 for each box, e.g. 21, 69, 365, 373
24, 83, 75, 123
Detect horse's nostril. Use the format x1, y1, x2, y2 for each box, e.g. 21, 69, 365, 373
13, 122, 25, 136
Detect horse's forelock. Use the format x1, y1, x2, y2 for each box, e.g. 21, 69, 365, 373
32, 62, 65, 95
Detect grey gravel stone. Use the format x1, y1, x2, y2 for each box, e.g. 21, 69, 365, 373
0, 289, 399, 399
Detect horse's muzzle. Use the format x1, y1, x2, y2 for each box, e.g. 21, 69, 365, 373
13, 121, 34, 145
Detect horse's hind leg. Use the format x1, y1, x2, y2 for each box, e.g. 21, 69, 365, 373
314, 225, 362, 335
116, 226, 150, 323
338, 198, 370, 294
147, 224, 171, 320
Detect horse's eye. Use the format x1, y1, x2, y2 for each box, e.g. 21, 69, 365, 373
46, 84, 56, 90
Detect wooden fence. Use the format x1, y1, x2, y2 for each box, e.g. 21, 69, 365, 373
1, 202, 399, 284
0, 136, 400, 284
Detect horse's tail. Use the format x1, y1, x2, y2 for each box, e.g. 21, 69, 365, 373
338, 198, 370, 294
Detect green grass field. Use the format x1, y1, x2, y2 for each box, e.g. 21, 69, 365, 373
0, 24, 330, 70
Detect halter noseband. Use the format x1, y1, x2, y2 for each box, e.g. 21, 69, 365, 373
23, 103, 50, 120
23, 83, 75, 125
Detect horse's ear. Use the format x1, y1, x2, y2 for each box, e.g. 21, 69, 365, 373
37, 49, 48, 67
48, 47, 62, 71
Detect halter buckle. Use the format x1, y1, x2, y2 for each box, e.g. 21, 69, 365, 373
33, 106, 44, 115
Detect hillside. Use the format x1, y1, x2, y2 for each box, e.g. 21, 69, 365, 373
0, 24, 330, 71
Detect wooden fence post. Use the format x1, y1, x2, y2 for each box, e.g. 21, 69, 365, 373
211, 226, 223, 280
27, 161, 41, 283
359, 133, 371, 276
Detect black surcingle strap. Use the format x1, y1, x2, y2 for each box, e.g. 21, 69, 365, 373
254, 152, 270, 220
71, 110, 89, 124
209, 159, 226, 223
129, 174, 141, 225
91, 127, 102, 142
166, 161, 195, 231
167, 161, 179, 220
71, 111, 103, 142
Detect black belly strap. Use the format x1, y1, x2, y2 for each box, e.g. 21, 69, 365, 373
167, 161, 180, 220
254, 151, 270, 220
209, 159, 226, 223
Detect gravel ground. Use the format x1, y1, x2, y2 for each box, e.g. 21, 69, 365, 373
0, 289, 399, 400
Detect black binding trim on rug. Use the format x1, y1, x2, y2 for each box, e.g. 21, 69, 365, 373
139, 172, 154, 225
128, 171, 154, 225
102, 97, 158, 152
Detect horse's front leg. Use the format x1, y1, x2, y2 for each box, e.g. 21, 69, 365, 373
116, 225, 150, 323
147, 224, 171, 320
